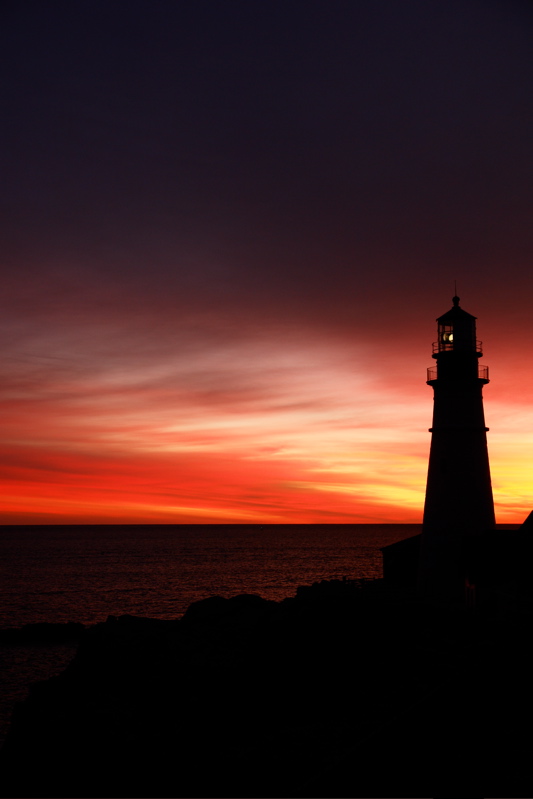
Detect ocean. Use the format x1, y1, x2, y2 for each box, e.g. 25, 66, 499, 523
0, 523, 418, 746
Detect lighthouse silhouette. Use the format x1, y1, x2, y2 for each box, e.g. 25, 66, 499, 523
418, 294, 496, 602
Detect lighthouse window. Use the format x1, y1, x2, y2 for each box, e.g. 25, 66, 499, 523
439, 327, 454, 350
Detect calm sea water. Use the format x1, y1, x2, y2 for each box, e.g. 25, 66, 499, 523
0, 523, 419, 745
0, 523, 419, 628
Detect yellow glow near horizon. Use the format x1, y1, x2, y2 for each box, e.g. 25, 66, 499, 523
2, 319, 533, 525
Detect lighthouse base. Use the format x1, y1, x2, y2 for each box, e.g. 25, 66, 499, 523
382, 525, 532, 609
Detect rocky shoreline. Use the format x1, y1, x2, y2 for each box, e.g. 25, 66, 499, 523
0, 622, 86, 646
1, 578, 532, 798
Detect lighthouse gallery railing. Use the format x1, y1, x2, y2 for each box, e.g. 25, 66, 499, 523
432, 339, 483, 354
427, 364, 489, 382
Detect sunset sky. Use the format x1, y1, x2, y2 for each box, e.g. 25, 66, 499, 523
2, 0, 533, 524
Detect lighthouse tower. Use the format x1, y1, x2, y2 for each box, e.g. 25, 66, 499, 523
418, 295, 495, 602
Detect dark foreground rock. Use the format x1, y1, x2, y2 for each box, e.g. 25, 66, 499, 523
1, 580, 532, 798
0, 622, 86, 645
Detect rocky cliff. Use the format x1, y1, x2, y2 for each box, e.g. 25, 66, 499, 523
1, 579, 531, 798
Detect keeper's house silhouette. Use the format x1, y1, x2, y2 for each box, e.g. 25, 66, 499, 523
382, 295, 533, 607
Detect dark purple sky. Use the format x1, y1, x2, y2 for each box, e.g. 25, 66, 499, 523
4, 0, 533, 329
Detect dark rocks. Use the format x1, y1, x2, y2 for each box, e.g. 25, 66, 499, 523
182, 592, 278, 625
0, 622, 86, 645
1, 581, 532, 798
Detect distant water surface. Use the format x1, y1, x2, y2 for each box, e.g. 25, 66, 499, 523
0, 524, 419, 629
0, 523, 417, 747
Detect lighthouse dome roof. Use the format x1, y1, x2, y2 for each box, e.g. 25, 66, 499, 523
436, 295, 477, 324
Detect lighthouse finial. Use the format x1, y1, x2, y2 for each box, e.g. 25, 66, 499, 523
453, 281, 460, 306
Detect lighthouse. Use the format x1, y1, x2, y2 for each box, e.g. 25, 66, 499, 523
418, 295, 495, 602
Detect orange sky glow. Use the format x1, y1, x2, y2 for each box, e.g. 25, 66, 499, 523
2, 304, 533, 525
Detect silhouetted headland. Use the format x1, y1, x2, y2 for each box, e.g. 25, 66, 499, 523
2, 571, 533, 799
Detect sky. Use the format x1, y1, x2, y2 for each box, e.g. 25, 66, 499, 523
2, 0, 533, 525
